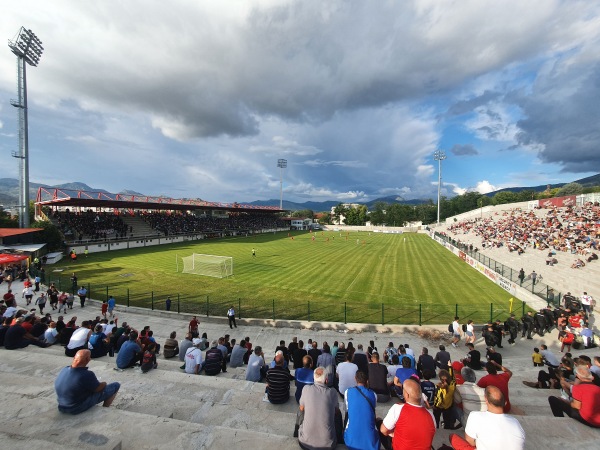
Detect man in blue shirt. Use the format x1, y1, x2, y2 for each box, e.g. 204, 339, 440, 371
55, 349, 120, 414
116, 331, 142, 370
107, 296, 116, 318
344, 371, 380, 450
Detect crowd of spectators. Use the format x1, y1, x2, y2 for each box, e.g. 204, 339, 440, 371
445, 203, 600, 268
53, 210, 128, 241
140, 211, 288, 236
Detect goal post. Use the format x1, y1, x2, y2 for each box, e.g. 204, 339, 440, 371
179, 253, 233, 278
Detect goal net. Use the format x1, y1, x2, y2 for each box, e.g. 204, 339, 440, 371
180, 253, 233, 278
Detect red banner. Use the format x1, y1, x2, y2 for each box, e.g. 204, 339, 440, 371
540, 195, 577, 208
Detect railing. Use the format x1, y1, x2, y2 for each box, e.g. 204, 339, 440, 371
33, 269, 533, 326
433, 232, 561, 307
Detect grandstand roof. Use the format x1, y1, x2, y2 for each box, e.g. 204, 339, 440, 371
0, 228, 43, 238
35, 187, 284, 213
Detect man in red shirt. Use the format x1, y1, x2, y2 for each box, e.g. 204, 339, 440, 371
477, 361, 512, 412
380, 378, 436, 450
188, 316, 199, 337
548, 366, 600, 428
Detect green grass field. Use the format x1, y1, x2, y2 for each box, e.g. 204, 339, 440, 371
48, 231, 523, 325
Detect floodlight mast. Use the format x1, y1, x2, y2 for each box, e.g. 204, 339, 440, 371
433, 150, 447, 225
277, 159, 287, 210
8, 27, 44, 228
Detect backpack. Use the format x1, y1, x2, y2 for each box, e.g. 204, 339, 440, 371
448, 323, 453, 333
462, 323, 467, 333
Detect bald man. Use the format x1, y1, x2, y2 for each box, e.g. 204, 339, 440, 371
381, 378, 436, 450
54, 349, 120, 414
450, 385, 525, 450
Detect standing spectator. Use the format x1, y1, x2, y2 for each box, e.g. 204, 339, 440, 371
465, 320, 475, 345
380, 378, 436, 449
297, 366, 340, 450
581, 292, 593, 316
165, 296, 172, 312
518, 268, 525, 286
477, 361, 513, 413
54, 350, 120, 414
101, 300, 108, 319
505, 314, 519, 345
35, 293, 47, 314
70, 273, 78, 293
188, 316, 199, 337
77, 286, 87, 308
451, 316, 462, 348
449, 386, 524, 450
22, 285, 34, 306
530, 270, 537, 285
521, 311, 534, 339
107, 296, 116, 317
227, 305, 237, 329
344, 371, 380, 450
433, 369, 461, 429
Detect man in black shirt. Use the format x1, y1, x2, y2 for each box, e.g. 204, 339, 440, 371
367, 352, 390, 402
462, 343, 482, 370
293, 340, 308, 369
4, 319, 47, 349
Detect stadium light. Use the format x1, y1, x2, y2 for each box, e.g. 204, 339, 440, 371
277, 159, 287, 210
434, 150, 447, 225
8, 26, 44, 228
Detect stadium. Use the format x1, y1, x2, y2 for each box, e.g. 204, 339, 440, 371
2, 2, 600, 449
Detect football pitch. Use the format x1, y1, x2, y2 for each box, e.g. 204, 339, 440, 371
49, 231, 520, 325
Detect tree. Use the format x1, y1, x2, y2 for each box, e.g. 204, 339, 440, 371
492, 191, 518, 205
555, 182, 583, 197
291, 209, 314, 219
0, 207, 18, 228
317, 212, 331, 225
369, 202, 386, 225
332, 203, 348, 225
32, 220, 64, 252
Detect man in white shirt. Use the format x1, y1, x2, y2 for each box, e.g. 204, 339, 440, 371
450, 385, 525, 450
452, 316, 462, 348
581, 292, 593, 315
336, 352, 358, 396
184, 338, 204, 375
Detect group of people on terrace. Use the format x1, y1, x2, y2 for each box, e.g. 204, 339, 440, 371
446, 203, 600, 264
53, 210, 129, 241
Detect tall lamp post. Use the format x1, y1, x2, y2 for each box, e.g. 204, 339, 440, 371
277, 159, 287, 210
8, 27, 44, 228
433, 150, 446, 224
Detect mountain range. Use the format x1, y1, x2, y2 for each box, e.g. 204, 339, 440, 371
0, 173, 598, 213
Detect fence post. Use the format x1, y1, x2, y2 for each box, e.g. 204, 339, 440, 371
522, 300, 525, 317
490, 303, 493, 323
127, 288, 130, 307
58, 278, 61, 291
88, 283, 91, 301
344, 302, 347, 324
308, 301, 310, 322
272, 299, 275, 321
381, 303, 384, 325
419, 304, 422, 326
455, 303, 458, 318
151, 291, 154, 310
206, 295, 209, 317
238, 298, 241, 320
177, 293, 180, 314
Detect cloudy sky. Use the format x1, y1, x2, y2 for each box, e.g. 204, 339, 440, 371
1, 1, 599, 205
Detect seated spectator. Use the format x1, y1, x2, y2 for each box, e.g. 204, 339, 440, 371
344, 371, 380, 450
420, 369, 436, 408
368, 352, 391, 403
4, 317, 48, 350
141, 342, 158, 373
352, 343, 369, 375
316, 343, 335, 387
435, 345, 451, 371
184, 338, 204, 375
336, 351, 358, 396
449, 386, 525, 449
380, 378, 436, 449
266, 352, 291, 404
230, 339, 247, 368
274, 339, 289, 363
462, 343, 482, 370
204, 340, 225, 376
116, 331, 142, 370
163, 331, 179, 359
295, 355, 315, 403
383, 342, 397, 364
393, 356, 418, 400
65, 321, 92, 357
387, 354, 402, 389
293, 339, 308, 369
477, 361, 512, 413
548, 365, 600, 428
54, 350, 120, 415
297, 366, 341, 450
178, 333, 193, 362
485, 347, 502, 366
246, 346, 266, 382
88, 324, 111, 358
456, 367, 487, 426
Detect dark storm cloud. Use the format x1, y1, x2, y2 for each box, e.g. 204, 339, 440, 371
516, 63, 600, 173
450, 144, 479, 156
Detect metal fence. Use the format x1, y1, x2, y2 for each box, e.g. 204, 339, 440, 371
433, 232, 561, 307
33, 269, 532, 326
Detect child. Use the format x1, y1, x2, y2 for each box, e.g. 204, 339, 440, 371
532, 347, 544, 367
420, 369, 436, 409
101, 300, 108, 319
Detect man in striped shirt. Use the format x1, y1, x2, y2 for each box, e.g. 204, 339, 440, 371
266, 352, 292, 404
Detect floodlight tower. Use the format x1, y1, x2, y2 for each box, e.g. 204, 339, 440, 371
277, 158, 287, 210
8, 27, 44, 228
433, 150, 447, 224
